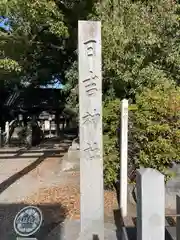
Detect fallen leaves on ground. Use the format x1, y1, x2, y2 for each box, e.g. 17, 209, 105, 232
24, 181, 118, 220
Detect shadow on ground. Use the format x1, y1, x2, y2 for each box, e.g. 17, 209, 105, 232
0, 133, 76, 195
0, 134, 78, 239
0, 149, 68, 195
0, 202, 67, 240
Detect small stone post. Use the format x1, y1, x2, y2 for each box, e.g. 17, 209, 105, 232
176, 194, 180, 240
78, 20, 104, 239
136, 168, 165, 240
5, 121, 9, 144
120, 99, 128, 217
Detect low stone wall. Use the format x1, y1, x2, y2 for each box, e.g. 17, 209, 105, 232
128, 164, 180, 210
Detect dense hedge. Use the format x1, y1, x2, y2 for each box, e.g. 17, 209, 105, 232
103, 99, 120, 189
103, 82, 180, 188
132, 82, 180, 178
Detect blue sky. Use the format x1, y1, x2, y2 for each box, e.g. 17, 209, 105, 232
0, 18, 10, 31
40, 81, 64, 89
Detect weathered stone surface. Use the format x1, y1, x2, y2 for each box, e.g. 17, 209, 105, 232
78, 20, 104, 239
164, 163, 180, 210
60, 141, 80, 172
71, 138, 80, 150
128, 164, 180, 211
136, 168, 165, 240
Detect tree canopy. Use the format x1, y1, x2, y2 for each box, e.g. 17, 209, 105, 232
1, 0, 180, 94
0, 0, 95, 87
0, 0, 180, 187
94, 0, 180, 99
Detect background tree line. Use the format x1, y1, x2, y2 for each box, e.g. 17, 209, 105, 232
0, 0, 180, 188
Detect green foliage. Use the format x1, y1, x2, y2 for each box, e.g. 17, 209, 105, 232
0, 58, 22, 72
0, 0, 95, 87
1, 0, 180, 187
64, 61, 79, 115
95, 0, 180, 187
103, 99, 120, 188
103, 82, 180, 188
0, 1, 65, 84
132, 82, 180, 178
103, 99, 120, 136
94, 0, 180, 99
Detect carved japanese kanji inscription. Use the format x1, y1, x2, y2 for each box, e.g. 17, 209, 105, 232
78, 20, 103, 239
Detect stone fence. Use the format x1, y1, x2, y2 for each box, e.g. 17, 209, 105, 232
121, 167, 180, 240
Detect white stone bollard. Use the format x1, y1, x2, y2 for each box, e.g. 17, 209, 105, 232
120, 99, 128, 217
78, 20, 104, 239
136, 168, 165, 240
